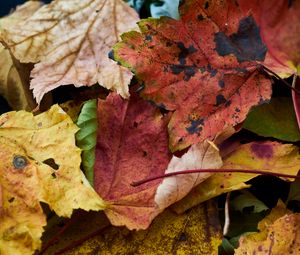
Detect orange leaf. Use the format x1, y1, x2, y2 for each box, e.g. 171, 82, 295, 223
112, 0, 272, 151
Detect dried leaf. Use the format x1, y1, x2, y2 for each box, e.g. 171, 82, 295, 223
60, 201, 222, 255
235, 202, 300, 255
172, 141, 300, 214
0, 44, 36, 111
0, 105, 106, 255
1, 0, 139, 104
112, 0, 272, 151
239, 0, 300, 77
94, 90, 222, 229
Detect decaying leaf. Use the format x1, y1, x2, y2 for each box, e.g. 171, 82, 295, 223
172, 141, 300, 214
0, 105, 106, 255
94, 90, 222, 229
60, 201, 222, 255
0, 0, 139, 104
0, 44, 36, 111
239, 0, 300, 77
112, 0, 272, 151
235, 201, 300, 255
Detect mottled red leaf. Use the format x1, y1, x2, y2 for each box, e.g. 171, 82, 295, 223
239, 0, 300, 77
94, 91, 172, 229
112, 0, 272, 151
94, 90, 222, 229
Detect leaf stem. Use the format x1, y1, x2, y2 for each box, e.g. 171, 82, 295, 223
131, 168, 300, 187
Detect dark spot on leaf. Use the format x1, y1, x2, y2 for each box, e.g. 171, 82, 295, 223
288, 0, 293, 8
178, 138, 184, 143
145, 35, 152, 41
43, 158, 59, 170
207, 64, 217, 77
133, 121, 138, 128
251, 143, 273, 158
170, 65, 196, 81
8, 197, 14, 203
259, 97, 270, 105
96, 9, 99, 13
143, 151, 147, 157
218, 80, 225, 88
215, 94, 226, 106
204, 1, 209, 9
13, 155, 27, 170
177, 42, 197, 65
220, 185, 224, 188
166, 41, 172, 47
225, 100, 231, 107
197, 14, 204, 21
235, 107, 240, 112
51, 173, 57, 179
184, 66, 196, 81
178, 232, 188, 241
186, 118, 204, 134
199, 67, 206, 73
214, 16, 267, 62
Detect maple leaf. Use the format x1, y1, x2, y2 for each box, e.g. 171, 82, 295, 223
172, 141, 300, 214
235, 201, 300, 255
0, 105, 106, 255
239, 0, 300, 77
94, 90, 222, 229
0, 0, 139, 104
112, 0, 272, 151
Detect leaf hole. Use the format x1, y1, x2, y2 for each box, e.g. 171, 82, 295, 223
43, 158, 59, 170
51, 173, 57, 179
13, 155, 28, 170
8, 197, 15, 203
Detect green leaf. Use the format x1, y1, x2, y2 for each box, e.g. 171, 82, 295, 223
231, 191, 268, 213
243, 97, 300, 142
76, 99, 98, 186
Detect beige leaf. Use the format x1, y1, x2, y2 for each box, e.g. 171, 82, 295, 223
1, 0, 139, 104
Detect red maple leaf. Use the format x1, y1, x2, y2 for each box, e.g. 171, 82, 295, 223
112, 0, 272, 151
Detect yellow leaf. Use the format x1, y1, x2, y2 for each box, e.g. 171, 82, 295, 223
58, 201, 222, 255
235, 202, 300, 255
0, 105, 106, 255
0, 0, 139, 104
172, 141, 300, 214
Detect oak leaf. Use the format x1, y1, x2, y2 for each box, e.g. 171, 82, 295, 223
0, 0, 139, 104
0, 105, 106, 255
112, 0, 272, 151
94, 90, 222, 229
172, 141, 300, 214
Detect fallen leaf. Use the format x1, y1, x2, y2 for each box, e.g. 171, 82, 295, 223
235, 202, 300, 255
172, 141, 300, 214
239, 0, 300, 77
243, 97, 300, 142
0, 105, 106, 255
112, 0, 272, 151
76, 99, 98, 185
0, 44, 36, 111
1, 0, 139, 104
94, 89, 222, 229
59, 201, 222, 255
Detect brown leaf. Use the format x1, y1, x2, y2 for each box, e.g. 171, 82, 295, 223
1, 0, 139, 104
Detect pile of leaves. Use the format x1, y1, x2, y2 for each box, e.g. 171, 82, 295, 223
0, 0, 300, 254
